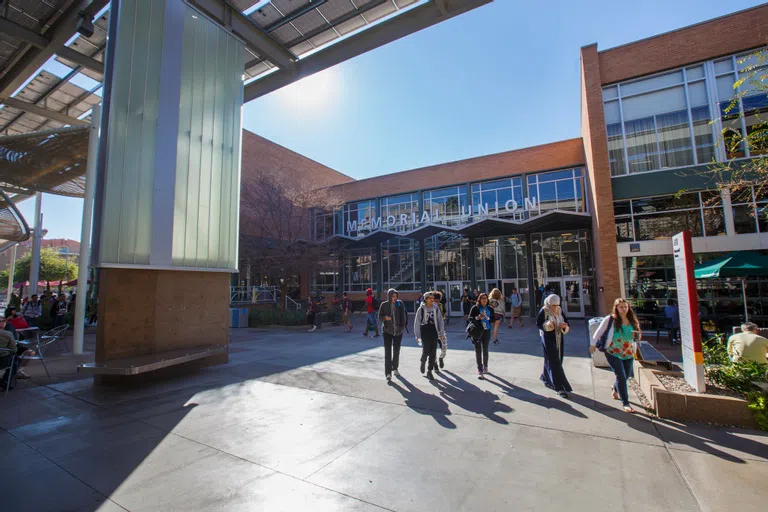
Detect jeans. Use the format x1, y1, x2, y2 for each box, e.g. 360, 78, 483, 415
474, 329, 491, 371
420, 336, 438, 372
383, 334, 402, 376
606, 353, 634, 406
364, 312, 378, 335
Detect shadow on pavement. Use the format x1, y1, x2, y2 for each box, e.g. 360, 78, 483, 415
435, 371, 511, 424
483, 373, 588, 418
390, 376, 456, 429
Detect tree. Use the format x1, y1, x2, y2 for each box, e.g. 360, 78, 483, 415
708, 49, 768, 214
239, 169, 343, 310
4, 247, 78, 286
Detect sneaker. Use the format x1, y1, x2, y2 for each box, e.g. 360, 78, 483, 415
16, 370, 31, 379
426, 371, 434, 380
361, 332, 368, 336
439, 358, 445, 369
483, 365, 488, 374
420, 360, 426, 374
386, 373, 392, 382
393, 370, 400, 377
477, 370, 484, 380
434, 366, 441, 374
493, 339, 499, 345
309, 326, 317, 332
558, 391, 569, 398
374, 334, 380, 338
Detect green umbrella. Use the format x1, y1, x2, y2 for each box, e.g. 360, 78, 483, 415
694, 251, 768, 322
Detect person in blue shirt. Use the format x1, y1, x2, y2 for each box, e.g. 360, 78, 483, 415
468, 293, 493, 379
663, 300, 680, 344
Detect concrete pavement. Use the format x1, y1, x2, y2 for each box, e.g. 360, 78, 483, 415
1, 317, 766, 511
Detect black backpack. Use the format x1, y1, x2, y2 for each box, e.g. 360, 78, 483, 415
372, 296, 380, 310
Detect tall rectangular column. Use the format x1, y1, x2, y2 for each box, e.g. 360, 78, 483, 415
92, 0, 244, 379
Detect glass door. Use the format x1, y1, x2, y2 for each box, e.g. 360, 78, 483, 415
563, 279, 584, 317
448, 281, 464, 317
432, 281, 448, 316
544, 280, 562, 308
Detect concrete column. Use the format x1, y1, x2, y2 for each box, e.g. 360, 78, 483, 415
721, 188, 736, 236
525, 232, 536, 316
29, 192, 42, 295
6, 244, 16, 303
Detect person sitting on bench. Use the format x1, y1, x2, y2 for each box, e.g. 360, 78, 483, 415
728, 322, 768, 364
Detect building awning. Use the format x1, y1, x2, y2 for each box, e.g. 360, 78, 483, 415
0, 187, 31, 252
336, 211, 593, 247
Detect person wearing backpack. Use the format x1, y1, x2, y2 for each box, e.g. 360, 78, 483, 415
413, 292, 446, 380
361, 288, 379, 337
378, 289, 408, 382
590, 298, 641, 413
467, 293, 493, 379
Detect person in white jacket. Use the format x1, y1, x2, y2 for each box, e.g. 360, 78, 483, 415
590, 298, 642, 413
413, 292, 446, 380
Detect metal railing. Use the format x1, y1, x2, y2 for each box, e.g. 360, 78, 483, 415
230, 286, 278, 305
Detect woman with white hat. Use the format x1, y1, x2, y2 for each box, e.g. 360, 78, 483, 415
536, 294, 572, 398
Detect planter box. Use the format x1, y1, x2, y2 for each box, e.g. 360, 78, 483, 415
634, 361, 758, 428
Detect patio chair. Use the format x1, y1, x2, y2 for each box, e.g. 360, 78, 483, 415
20, 324, 69, 380
655, 317, 676, 345
0, 347, 16, 395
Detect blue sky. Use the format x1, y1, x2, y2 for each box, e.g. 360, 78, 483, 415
19, 0, 764, 241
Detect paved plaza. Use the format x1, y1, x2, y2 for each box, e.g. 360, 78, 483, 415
1, 319, 767, 511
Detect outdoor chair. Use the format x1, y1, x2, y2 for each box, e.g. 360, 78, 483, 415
0, 347, 16, 395
20, 324, 69, 380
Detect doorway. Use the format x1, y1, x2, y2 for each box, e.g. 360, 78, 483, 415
501, 279, 529, 317
544, 278, 584, 318
432, 281, 464, 317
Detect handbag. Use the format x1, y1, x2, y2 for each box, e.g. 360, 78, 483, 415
466, 321, 483, 341
596, 316, 614, 352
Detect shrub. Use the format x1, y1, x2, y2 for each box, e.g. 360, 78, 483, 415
248, 309, 305, 327
747, 392, 768, 431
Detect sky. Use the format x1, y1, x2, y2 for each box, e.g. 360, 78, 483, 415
18, 0, 765, 241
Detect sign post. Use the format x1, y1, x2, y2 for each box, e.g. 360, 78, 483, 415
672, 231, 705, 392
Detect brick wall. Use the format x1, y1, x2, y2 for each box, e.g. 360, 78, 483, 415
581, 44, 622, 315
599, 4, 768, 85
323, 138, 585, 201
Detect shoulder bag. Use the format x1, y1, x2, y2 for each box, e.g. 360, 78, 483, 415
596, 316, 614, 352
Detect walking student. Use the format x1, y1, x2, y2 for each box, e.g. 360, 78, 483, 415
361, 288, 380, 337
414, 292, 446, 380
489, 288, 505, 344
341, 292, 353, 333
537, 294, 572, 398
507, 287, 523, 328
590, 298, 641, 413
461, 287, 472, 324
307, 297, 319, 332
379, 289, 408, 382
468, 293, 493, 379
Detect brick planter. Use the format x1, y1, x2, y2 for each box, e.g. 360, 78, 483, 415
634, 361, 758, 428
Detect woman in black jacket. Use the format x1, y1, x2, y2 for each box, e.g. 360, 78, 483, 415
467, 293, 493, 379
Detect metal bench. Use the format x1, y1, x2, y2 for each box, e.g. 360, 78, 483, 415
77, 346, 227, 376
636, 340, 674, 370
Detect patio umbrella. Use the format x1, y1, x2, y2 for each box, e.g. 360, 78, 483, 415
694, 251, 768, 322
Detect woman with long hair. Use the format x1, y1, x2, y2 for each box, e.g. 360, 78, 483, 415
468, 293, 493, 379
537, 294, 572, 398
488, 288, 505, 345
590, 298, 641, 413
461, 287, 472, 323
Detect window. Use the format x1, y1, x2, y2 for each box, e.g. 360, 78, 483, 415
312, 258, 339, 294
313, 210, 337, 240
731, 185, 768, 234
425, 233, 469, 282
471, 178, 524, 218
613, 192, 726, 241
380, 193, 419, 233
530, 230, 593, 282
342, 201, 377, 238
343, 248, 377, 291
423, 186, 469, 226
526, 169, 585, 215
382, 239, 421, 290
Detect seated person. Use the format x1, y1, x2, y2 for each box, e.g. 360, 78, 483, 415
6, 306, 29, 330
727, 322, 768, 363
0, 316, 34, 382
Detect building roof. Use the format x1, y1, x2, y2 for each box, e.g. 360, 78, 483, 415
597, 3, 768, 85
323, 138, 585, 202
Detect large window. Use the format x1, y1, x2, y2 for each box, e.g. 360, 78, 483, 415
425, 233, 470, 282
531, 230, 593, 281
731, 185, 768, 234
423, 186, 469, 226
604, 65, 715, 175
527, 169, 586, 215
313, 209, 339, 241
312, 258, 339, 294
343, 248, 377, 291
471, 178, 524, 218
382, 239, 421, 290
380, 193, 419, 233
613, 191, 726, 241
342, 201, 377, 238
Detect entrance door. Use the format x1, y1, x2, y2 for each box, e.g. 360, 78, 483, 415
544, 278, 584, 318
448, 281, 464, 317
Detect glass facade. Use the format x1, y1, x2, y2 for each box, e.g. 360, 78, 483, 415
731, 185, 768, 234
343, 248, 377, 292
527, 169, 586, 215
422, 186, 469, 226
382, 239, 421, 290
471, 178, 524, 219
603, 49, 768, 176
311, 257, 339, 294
623, 252, 768, 324
613, 191, 726, 241
343, 201, 377, 237
380, 193, 420, 233
425, 233, 470, 282
474, 236, 530, 315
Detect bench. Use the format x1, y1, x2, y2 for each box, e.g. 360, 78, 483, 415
636, 340, 674, 370
77, 346, 228, 376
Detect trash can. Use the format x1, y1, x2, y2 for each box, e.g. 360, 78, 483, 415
588, 317, 609, 368
230, 307, 249, 328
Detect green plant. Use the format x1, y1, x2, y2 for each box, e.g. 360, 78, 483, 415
707, 359, 768, 396
747, 392, 768, 431
248, 309, 306, 327
703, 335, 729, 366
